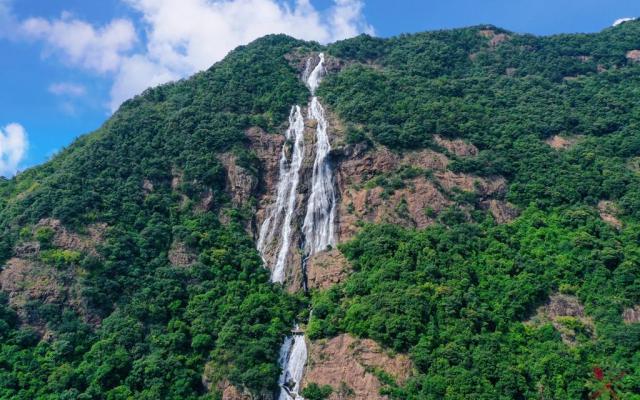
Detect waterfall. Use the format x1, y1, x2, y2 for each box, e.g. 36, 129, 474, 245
257, 105, 305, 283
302, 96, 336, 255
259, 53, 336, 400
302, 53, 337, 255
277, 330, 308, 400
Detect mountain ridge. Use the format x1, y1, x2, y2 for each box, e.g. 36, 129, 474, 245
1, 21, 640, 399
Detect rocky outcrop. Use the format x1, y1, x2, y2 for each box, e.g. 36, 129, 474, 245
626, 50, 640, 62
482, 199, 519, 224
0, 257, 100, 334
545, 135, 581, 150
526, 294, 594, 345
302, 334, 412, 400
168, 240, 197, 268
306, 249, 350, 290
478, 29, 510, 47
623, 305, 640, 324
142, 179, 154, 194
338, 177, 450, 240
598, 200, 622, 229
36, 218, 106, 257
219, 153, 258, 206
434, 135, 478, 157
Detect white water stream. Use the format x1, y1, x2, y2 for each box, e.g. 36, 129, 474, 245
277, 330, 308, 400
257, 106, 305, 284
259, 53, 336, 399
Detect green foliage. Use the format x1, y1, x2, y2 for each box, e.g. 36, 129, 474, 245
0, 34, 308, 399
301, 382, 333, 400
2, 20, 640, 400
309, 206, 640, 398
40, 249, 82, 268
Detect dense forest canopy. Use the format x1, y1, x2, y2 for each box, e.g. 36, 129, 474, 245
0, 20, 639, 399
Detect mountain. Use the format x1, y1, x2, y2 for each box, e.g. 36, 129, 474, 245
2, 21, 640, 399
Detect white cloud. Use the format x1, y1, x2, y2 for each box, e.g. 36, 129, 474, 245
49, 82, 87, 97
613, 17, 635, 27
0, 123, 28, 177
8, 1, 373, 112
21, 15, 137, 73
108, 0, 373, 110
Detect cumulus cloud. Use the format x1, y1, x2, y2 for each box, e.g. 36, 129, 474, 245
49, 82, 87, 97
107, 0, 373, 110
0, 123, 28, 177
13, 0, 372, 112
21, 14, 137, 73
613, 17, 636, 27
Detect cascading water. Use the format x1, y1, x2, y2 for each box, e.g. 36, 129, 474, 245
261, 53, 336, 400
302, 53, 337, 256
277, 329, 308, 400
257, 106, 305, 283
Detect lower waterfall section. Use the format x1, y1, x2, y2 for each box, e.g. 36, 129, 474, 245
277, 328, 308, 400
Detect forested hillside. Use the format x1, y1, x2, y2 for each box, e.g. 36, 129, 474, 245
1, 20, 640, 399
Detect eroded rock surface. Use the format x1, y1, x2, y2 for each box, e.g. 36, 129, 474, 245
306, 249, 350, 290
545, 135, 582, 150
598, 200, 622, 229
483, 199, 519, 224
302, 334, 412, 400
434, 135, 478, 157
623, 305, 640, 324
220, 153, 258, 206
626, 49, 640, 62
526, 294, 594, 345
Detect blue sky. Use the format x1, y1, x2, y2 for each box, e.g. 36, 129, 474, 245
1, 0, 639, 176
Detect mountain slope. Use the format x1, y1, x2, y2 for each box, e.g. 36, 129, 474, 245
1, 21, 640, 399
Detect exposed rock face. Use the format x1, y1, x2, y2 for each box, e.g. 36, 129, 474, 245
220, 153, 258, 206
626, 50, 640, 62
306, 249, 350, 290
434, 135, 478, 157
623, 305, 640, 324
478, 29, 510, 47
0, 257, 100, 333
142, 179, 154, 194
168, 240, 197, 267
526, 294, 594, 345
0, 219, 107, 333
36, 218, 106, 257
483, 199, 519, 224
302, 334, 412, 400
598, 200, 622, 229
545, 135, 581, 150
338, 178, 450, 240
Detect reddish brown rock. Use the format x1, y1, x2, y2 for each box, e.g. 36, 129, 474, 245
168, 240, 196, 267
337, 177, 451, 241
434, 135, 478, 157
306, 249, 350, 290
526, 294, 594, 345
626, 50, 640, 62
483, 199, 519, 224
36, 218, 106, 257
623, 305, 640, 324
0, 257, 100, 332
302, 334, 412, 400
478, 29, 510, 47
545, 135, 581, 150
598, 200, 622, 229
219, 153, 258, 206
434, 171, 506, 196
